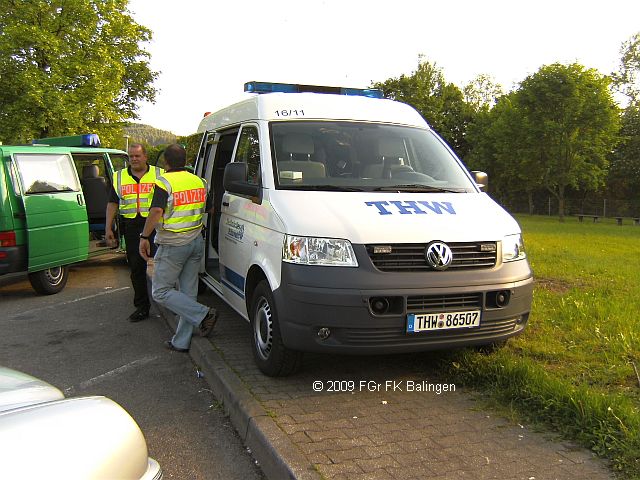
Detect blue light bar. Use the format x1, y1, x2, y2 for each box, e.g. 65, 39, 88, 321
341, 87, 384, 99
244, 81, 383, 99
32, 134, 101, 148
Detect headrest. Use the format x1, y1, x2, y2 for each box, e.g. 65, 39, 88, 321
378, 137, 405, 158
82, 164, 100, 178
282, 134, 314, 155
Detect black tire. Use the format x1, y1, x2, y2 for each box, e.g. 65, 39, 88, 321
28, 266, 69, 295
250, 280, 302, 377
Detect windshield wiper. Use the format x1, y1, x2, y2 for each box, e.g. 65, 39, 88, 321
372, 184, 465, 193
285, 185, 365, 192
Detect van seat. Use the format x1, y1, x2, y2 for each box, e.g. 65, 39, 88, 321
362, 137, 407, 178
281, 133, 314, 160
278, 133, 326, 180
80, 164, 108, 222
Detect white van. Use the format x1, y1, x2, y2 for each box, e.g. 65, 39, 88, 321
195, 82, 533, 376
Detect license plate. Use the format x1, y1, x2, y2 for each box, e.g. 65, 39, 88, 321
407, 310, 481, 333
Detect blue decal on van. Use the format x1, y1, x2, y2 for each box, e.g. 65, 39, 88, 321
221, 265, 246, 299
365, 201, 456, 215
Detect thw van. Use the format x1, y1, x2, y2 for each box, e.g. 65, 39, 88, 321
195, 82, 533, 376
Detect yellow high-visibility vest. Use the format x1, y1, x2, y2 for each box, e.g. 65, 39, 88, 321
156, 171, 207, 233
114, 165, 164, 218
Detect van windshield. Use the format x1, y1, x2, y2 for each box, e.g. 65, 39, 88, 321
270, 121, 476, 192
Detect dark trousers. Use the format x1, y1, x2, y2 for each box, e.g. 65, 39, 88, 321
122, 217, 156, 311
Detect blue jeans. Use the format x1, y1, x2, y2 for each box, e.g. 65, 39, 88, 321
152, 234, 208, 349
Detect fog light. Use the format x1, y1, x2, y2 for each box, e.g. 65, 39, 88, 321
495, 290, 510, 307
370, 297, 390, 315
317, 327, 331, 340
486, 289, 511, 308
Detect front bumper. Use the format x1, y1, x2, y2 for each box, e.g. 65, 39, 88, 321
273, 257, 533, 355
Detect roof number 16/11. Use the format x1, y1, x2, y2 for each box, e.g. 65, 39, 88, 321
274, 109, 304, 117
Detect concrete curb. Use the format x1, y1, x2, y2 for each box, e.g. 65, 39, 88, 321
159, 306, 321, 480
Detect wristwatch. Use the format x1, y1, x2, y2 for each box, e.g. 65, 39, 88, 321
139, 233, 150, 240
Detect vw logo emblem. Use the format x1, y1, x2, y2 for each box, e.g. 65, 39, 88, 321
425, 242, 453, 270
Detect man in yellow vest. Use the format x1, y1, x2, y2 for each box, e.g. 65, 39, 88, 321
138, 144, 217, 352
106, 143, 163, 322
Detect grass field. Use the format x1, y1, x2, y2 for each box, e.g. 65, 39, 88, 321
445, 214, 640, 478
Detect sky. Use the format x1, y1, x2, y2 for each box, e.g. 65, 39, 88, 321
127, 0, 640, 137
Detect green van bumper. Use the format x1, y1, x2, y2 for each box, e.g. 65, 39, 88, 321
0, 246, 27, 275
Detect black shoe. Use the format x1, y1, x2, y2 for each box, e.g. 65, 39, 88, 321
128, 308, 149, 322
199, 308, 219, 337
164, 340, 188, 353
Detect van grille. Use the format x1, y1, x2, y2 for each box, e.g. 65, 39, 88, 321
366, 242, 497, 272
338, 317, 517, 345
406, 293, 483, 313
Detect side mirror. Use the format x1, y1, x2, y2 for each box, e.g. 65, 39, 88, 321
223, 162, 261, 201
471, 171, 488, 192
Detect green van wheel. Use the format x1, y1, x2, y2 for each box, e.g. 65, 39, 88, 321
28, 266, 69, 295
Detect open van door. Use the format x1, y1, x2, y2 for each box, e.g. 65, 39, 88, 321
12, 152, 89, 272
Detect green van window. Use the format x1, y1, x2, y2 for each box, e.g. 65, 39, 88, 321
14, 153, 80, 194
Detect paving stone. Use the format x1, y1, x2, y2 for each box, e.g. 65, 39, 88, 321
305, 428, 349, 442
316, 461, 364, 477
355, 454, 402, 473
326, 447, 370, 463
345, 469, 396, 480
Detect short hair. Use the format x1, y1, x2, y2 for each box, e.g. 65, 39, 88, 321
164, 144, 187, 169
129, 143, 147, 156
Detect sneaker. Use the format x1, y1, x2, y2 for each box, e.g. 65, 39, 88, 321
199, 308, 218, 337
128, 307, 149, 322
163, 340, 188, 353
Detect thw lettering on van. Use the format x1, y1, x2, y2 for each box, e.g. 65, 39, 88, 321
365, 200, 457, 216
173, 188, 206, 206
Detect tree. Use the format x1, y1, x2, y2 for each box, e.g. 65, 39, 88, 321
607, 105, 640, 214
509, 63, 620, 219
613, 32, 640, 106
466, 89, 549, 214
373, 58, 473, 158
0, 0, 157, 147
463, 74, 503, 113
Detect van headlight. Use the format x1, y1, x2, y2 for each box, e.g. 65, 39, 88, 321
502, 234, 526, 262
283, 235, 358, 267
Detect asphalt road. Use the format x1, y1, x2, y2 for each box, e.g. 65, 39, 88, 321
0, 254, 264, 480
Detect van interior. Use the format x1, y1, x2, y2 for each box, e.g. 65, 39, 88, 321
72, 153, 127, 253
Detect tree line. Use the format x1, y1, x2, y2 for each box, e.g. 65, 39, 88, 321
374, 36, 640, 219
1, 2, 637, 218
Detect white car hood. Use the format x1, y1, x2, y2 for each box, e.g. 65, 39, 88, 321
0, 367, 64, 412
269, 191, 520, 243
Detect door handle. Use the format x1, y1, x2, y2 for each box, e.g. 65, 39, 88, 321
77, 194, 84, 206
222, 201, 229, 207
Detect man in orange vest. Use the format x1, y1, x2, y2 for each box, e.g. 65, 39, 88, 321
106, 143, 163, 322
139, 144, 217, 352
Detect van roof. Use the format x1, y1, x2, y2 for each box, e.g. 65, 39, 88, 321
197, 92, 428, 133
0, 145, 126, 155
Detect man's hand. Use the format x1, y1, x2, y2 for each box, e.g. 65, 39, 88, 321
139, 237, 151, 261
105, 229, 117, 248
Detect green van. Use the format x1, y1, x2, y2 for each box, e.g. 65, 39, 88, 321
0, 134, 127, 294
